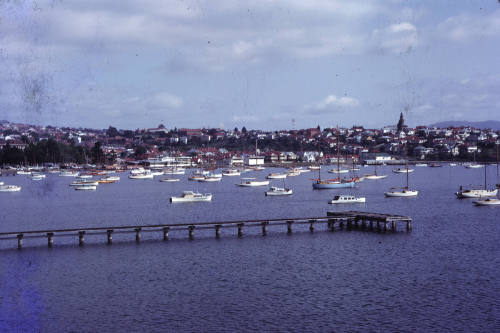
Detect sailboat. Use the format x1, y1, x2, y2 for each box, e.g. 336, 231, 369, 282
456, 163, 498, 198
385, 148, 418, 197
464, 151, 483, 169
364, 163, 387, 180
312, 128, 358, 189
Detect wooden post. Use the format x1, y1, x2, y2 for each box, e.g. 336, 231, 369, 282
215, 225, 221, 239
237, 223, 244, 238
354, 219, 359, 228
309, 219, 315, 232
383, 222, 388, 232
369, 221, 373, 230
377, 221, 381, 232
47, 232, 54, 248
339, 220, 344, 229
107, 230, 113, 245
135, 228, 141, 243
261, 222, 268, 236
361, 219, 366, 229
163, 227, 170, 241
391, 221, 396, 232
17, 234, 23, 249
188, 226, 195, 240
347, 219, 352, 230
287, 220, 293, 234
78, 231, 85, 246
328, 219, 335, 232
406, 221, 412, 231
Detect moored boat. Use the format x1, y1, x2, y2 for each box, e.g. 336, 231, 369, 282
160, 178, 180, 182
266, 173, 287, 179
384, 189, 418, 197
0, 185, 21, 192
473, 198, 500, 206
236, 178, 270, 187
170, 191, 212, 203
329, 195, 366, 204
265, 186, 293, 196
74, 185, 97, 191
393, 168, 414, 173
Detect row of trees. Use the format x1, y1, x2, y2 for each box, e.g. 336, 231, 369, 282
0, 139, 105, 166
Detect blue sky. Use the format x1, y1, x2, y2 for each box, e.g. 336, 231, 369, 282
1, 0, 499, 130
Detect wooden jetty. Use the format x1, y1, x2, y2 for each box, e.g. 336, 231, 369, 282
0, 211, 412, 249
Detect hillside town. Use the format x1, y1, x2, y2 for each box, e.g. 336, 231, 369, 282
1, 114, 499, 168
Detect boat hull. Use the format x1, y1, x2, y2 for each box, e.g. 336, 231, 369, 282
384, 190, 418, 197
237, 181, 270, 187
312, 181, 356, 189
456, 189, 498, 198
474, 199, 500, 206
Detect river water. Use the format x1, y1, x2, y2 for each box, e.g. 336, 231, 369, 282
1, 165, 499, 332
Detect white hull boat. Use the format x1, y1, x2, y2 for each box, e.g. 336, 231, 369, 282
364, 174, 388, 180
267, 173, 287, 179
160, 178, 180, 182
170, 191, 212, 203
265, 186, 293, 196
129, 173, 154, 179
70, 181, 99, 186
328, 169, 349, 174
329, 195, 366, 204
393, 168, 414, 173
59, 171, 79, 177
456, 189, 498, 198
0, 185, 21, 192
74, 185, 97, 191
237, 180, 270, 187
473, 198, 500, 206
222, 169, 241, 176
198, 176, 222, 182
163, 169, 185, 175
465, 164, 483, 169
385, 189, 418, 197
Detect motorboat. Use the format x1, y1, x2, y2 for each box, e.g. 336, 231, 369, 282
198, 176, 222, 182
384, 188, 418, 197
450, 163, 457, 166
59, 171, 79, 177
287, 170, 301, 177
160, 178, 180, 182
16, 170, 31, 175
74, 185, 97, 191
308, 165, 320, 171
129, 172, 154, 179
222, 169, 241, 176
188, 174, 206, 181
98, 176, 120, 183
329, 195, 366, 204
69, 180, 99, 186
150, 171, 164, 176
30, 173, 46, 181
465, 164, 483, 169
130, 168, 147, 175
473, 198, 500, 206
312, 177, 357, 189
328, 168, 349, 174
267, 173, 287, 179
415, 163, 428, 167
78, 174, 93, 179
0, 185, 21, 192
265, 186, 293, 196
455, 189, 498, 198
393, 168, 414, 173
428, 163, 442, 168
236, 178, 270, 187
170, 191, 212, 203
163, 167, 185, 175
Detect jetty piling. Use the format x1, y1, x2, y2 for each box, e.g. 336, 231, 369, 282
0, 211, 412, 249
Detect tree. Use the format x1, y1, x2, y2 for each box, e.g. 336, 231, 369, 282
158, 123, 166, 129
397, 112, 405, 132
91, 141, 104, 164
134, 145, 147, 158
106, 126, 120, 137
317, 125, 321, 131
241, 126, 247, 134
234, 127, 239, 133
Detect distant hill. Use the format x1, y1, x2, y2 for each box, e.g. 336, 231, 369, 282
429, 120, 500, 130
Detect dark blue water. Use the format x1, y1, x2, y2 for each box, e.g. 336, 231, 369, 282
1, 166, 500, 332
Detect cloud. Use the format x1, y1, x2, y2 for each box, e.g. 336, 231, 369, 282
372, 22, 418, 54
438, 8, 500, 42
305, 94, 360, 113
148, 92, 183, 109
231, 115, 259, 123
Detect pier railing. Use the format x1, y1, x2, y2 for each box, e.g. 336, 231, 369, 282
0, 211, 412, 249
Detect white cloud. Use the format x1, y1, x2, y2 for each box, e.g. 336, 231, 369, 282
232, 115, 259, 123
305, 94, 360, 114
438, 8, 500, 42
148, 92, 183, 109
372, 22, 418, 54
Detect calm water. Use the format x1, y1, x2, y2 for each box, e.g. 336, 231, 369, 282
1, 165, 500, 332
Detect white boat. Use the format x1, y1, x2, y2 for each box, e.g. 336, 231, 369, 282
415, 163, 428, 167
77, 174, 93, 179
198, 176, 222, 182
364, 174, 388, 180
222, 169, 241, 176
456, 189, 498, 198
265, 186, 293, 196
170, 191, 212, 203
16, 170, 31, 175
308, 165, 320, 171
266, 173, 287, 179
384, 189, 418, 197
160, 178, 180, 182
188, 174, 206, 181
236, 178, 270, 187
298, 168, 311, 173
465, 164, 483, 169
0, 185, 21, 192
69, 181, 99, 186
30, 173, 45, 181
0, 181, 3, 186
393, 168, 414, 173
163, 168, 185, 175
150, 171, 164, 176
473, 198, 500, 206
59, 171, 79, 177
74, 185, 97, 191
328, 168, 349, 174
129, 172, 154, 179
207, 173, 223, 179
287, 170, 301, 177
329, 195, 366, 204
450, 163, 457, 166
101, 176, 120, 182
130, 168, 147, 175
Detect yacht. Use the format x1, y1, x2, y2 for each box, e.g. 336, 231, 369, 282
0, 185, 22, 192
465, 163, 483, 169
363, 164, 387, 180
265, 186, 293, 196
59, 171, 79, 177
74, 185, 97, 191
308, 165, 320, 171
384, 188, 419, 197
455, 188, 498, 198
236, 178, 270, 187
267, 173, 287, 179
30, 173, 46, 181
393, 168, 414, 173
415, 163, 428, 167
329, 195, 366, 204
160, 178, 180, 182
150, 170, 164, 177
222, 169, 241, 176
328, 168, 349, 174
129, 172, 154, 179
198, 175, 222, 182
287, 170, 301, 177
473, 198, 500, 206
98, 176, 120, 183
170, 191, 212, 203
70, 180, 99, 186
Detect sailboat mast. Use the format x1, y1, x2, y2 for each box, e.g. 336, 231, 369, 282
484, 162, 487, 190
337, 126, 340, 173
406, 143, 409, 189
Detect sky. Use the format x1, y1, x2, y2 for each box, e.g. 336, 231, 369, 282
0, 0, 499, 130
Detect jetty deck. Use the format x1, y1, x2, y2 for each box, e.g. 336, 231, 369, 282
0, 211, 412, 249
